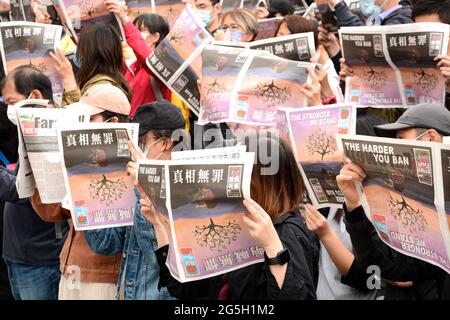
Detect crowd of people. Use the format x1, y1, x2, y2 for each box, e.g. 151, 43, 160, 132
0, 0, 449, 301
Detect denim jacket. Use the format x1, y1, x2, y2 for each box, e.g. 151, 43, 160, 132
84, 190, 174, 300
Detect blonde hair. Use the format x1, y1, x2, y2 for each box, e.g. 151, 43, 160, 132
220, 8, 258, 37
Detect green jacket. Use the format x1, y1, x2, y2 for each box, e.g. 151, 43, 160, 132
61, 74, 124, 106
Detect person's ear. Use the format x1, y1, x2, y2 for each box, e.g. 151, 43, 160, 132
152, 32, 160, 44
110, 116, 119, 123
427, 129, 442, 142
30, 89, 44, 99
163, 138, 174, 151
214, 3, 221, 13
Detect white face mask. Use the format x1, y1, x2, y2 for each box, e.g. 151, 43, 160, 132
7, 93, 33, 125
143, 137, 163, 159
7, 104, 17, 126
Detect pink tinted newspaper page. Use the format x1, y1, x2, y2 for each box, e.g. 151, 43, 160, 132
57, 123, 139, 231
281, 104, 357, 208
337, 135, 450, 274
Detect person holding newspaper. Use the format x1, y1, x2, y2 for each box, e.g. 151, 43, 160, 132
0, 66, 69, 300
50, 23, 131, 107
138, 134, 321, 300
337, 103, 450, 299
83, 101, 187, 300
105, 0, 172, 116
30, 84, 132, 300
275, 14, 344, 104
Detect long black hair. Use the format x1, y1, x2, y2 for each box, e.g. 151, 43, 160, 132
76, 23, 131, 99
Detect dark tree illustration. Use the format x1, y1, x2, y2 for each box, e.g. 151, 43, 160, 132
255, 80, 292, 107
388, 195, 427, 233
306, 128, 337, 161
89, 174, 128, 206
163, 7, 178, 25
204, 79, 225, 99
28, 60, 47, 73
362, 67, 388, 90
168, 28, 184, 45
413, 69, 438, 91
193, 218, 241, 251
81, 0, 97, 17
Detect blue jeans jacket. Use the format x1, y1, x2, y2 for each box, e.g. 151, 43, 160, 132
84, 190, 174, 300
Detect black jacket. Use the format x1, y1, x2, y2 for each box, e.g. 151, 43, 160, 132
156, 212, 320, 300
334, 1, 413, 27
343, 205, 449, 300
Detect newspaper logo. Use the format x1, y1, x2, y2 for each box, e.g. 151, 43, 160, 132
338, 108, 351, 134
74, 200, 89, 227
413, 148, 433, 186
172, 74, 189, 92
373, 35, 383, 57
429, 33, 443, 56
309, 178, 328, 203
115, 130, 130, 157
350, 84, 362, 104
43, 27, 55, 45
192, 31, 206, 47
227, 165, 242, 198
18, 114, 37, 136
404, 84, 417, 105
180, 248, 200, 275
236, 96, 249, 119
372, 213, 391, 244
295, 38, 310, 61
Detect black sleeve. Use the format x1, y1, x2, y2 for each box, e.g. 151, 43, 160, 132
264, 228, 317, 300
155, 245, 211, 299
340, 258, 371, 291
330, 50, 343, 75
334, 1, 365, 27
343, 205, 440, 282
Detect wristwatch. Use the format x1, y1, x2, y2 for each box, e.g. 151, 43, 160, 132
264, 248, 290, 265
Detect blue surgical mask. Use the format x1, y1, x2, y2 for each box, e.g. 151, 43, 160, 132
229, 30, 245, 42
359, 0, 381, 18
197, 9, 213, 27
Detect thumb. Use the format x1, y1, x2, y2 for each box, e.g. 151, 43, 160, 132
134, 181, 151, 203
128, 140, 144, 161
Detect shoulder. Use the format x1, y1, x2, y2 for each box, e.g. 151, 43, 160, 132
81, 75, 118, 94
273, 212, 316, 243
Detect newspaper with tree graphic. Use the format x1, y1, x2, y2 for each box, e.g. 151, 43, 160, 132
337, 135, 450, 274
57, 123, 139, 230
340, 23, 449, 107
14, 100, 90, 203
198, 44, 315, 126
146, 4, 213, 116
137, 153, 265, 282
0, 21, 63, 98
215, 32, 317, 62
278, 104, 357, 208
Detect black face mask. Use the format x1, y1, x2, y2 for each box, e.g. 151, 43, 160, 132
0, 102, 19, 164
